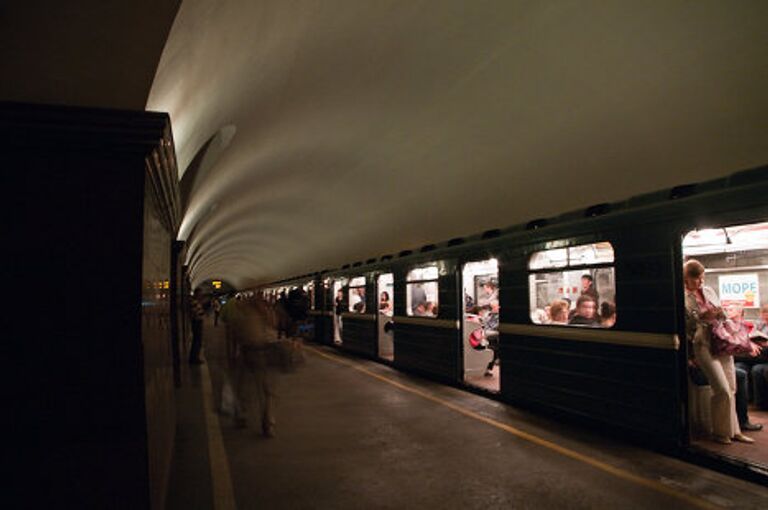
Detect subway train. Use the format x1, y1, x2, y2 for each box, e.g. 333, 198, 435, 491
259, 163, 768, 483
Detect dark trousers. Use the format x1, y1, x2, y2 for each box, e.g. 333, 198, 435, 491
735, 362, 749, 426
190, 319, 203, 362
486, 332, 499, 371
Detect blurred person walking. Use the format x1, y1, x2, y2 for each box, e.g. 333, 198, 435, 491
230, 296, 278, 437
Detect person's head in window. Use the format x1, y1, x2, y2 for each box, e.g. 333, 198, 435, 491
580, 274, 598, 298
413, 301, 427, 316
336, 289, 343, 302
683, 259, 706, 291
600, 301, 616, 328
569, 295, 599, 326
424, 301, 437, 317
726, 303, 744, 322
379, 291, 390, 308
549, 299, 569, 324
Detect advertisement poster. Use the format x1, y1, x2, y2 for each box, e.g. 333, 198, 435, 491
718, 273, 760, 307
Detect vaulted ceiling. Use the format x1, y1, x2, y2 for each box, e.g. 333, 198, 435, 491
4, 2, 768, 289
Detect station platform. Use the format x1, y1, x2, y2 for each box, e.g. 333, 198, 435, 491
167, 319, 767, 509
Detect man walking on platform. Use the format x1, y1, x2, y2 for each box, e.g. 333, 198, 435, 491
189, 289, 206, 364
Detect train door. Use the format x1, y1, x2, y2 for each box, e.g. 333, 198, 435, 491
332, 278, 347, 344
682, 220, 768, 471
461, 258, 500, 392
377, 273, 394, 361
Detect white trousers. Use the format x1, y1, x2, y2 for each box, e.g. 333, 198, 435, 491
693, 339, 740, 438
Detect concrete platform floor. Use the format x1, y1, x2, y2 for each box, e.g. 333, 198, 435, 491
168, 320, 768, 509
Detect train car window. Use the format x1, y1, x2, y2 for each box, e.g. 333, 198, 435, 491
529, 242, 616, 327
348, 276, 366, 313
406, 265, 439, 317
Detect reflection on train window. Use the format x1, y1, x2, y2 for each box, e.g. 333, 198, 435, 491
348, 276, 366, 313
529, 242, 616, 328
406, 265, 439, 317
683, 221, 768, 321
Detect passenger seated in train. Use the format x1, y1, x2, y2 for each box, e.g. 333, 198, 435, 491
413, 302, 428, 316
478, 281, 499, 309
464, 292, 474, 311
379, 291, 393, 314
568, 295, 600, 327
728, 304, 766, 430
549, 299, 570, 324
747, 304, 768, 410
424, 301, 437, 317
351, 288, 366, 313
600, 302, 616, 328
411, 284, 427, 314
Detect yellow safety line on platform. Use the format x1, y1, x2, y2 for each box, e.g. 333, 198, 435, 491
306, 346, 721, 510
200, 363, 237, 510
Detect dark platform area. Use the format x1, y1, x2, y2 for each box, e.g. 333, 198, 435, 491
168, 319, 768, 509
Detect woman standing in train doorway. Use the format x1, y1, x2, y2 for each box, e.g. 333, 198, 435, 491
684, 259, 755, 445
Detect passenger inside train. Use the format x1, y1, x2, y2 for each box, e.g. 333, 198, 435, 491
462, 259, 500, 390
407, 266, 439, 318
683, 221, 768, 468
379, 291, 392, 314
528, 242, 617, 328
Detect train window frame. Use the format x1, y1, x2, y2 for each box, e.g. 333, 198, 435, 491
528, 241, 616, 328
406, 264, 439, 318
348, 276, 366, 313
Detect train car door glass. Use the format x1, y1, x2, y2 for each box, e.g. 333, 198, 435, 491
528, 242, 616, 328
305, 281, 315, 311
682, 221, 768, 470
462, 259, 500, 392
377, 273, 394, 361
332, 278, 348, 344
348, 276, 366, 313
406, 265, 439, 317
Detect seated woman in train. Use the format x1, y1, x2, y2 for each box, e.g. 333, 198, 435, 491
568, 295, 600, 327
600, 302, 616, 328
549, 299, 569, 324
379, 291, 393, 314
413, 302, 428, 316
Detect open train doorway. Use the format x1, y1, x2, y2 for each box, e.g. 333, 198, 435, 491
682, 220, 768, 472
462, 258, 500, 392
377, 273, 394, 361
332, 278, 347, 344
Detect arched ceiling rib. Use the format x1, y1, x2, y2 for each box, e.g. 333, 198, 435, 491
147, 1, 768, 288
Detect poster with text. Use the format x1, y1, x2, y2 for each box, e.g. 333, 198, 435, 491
718, 273, 759, 307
